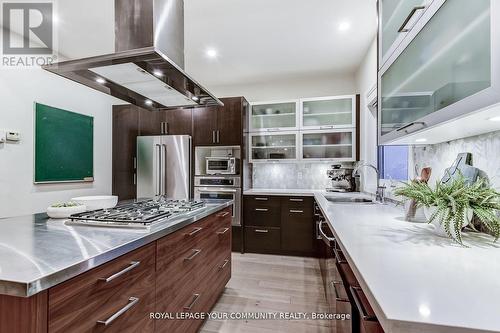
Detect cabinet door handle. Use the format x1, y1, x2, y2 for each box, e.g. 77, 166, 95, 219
216, 227, 230, 235
217, 211, 230, 218
184, 249, 202, 261
216, 130, 220, 143
350, 286, 378, 321
396, 121, 426, 134
332, 281, 349, 302
219, 259, 230, 270
319, 221, 335, 244
290, 209, 304, 213
184, 227, 203, 237
398, 6, 426, 32
183, 293, 201, 311
254, 229, 269, 233
97, 297, 139, 326
254, 197, 268, 201
98, 261, 140, 283
212, 130, 216, 143
289, 198, 303, 202
255, 208, 268, 212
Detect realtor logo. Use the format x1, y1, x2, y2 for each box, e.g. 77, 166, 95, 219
1, 1, 55, 67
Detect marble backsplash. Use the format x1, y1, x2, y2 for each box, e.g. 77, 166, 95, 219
412, 130, 500, 190
252, 163, 343, 189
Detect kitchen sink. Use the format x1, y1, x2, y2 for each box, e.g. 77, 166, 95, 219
324, 196, 376, 204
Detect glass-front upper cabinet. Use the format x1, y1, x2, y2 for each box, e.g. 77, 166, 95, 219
249, 100, 299, 132
301, 130, 355, 161
379, 0, 499, 144
250, 132, 298, 162
379, 0, 432, 68
300, 96, 355, 130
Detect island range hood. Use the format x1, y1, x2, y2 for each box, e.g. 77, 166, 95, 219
43, 0, 222, 111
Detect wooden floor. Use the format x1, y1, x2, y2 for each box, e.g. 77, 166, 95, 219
200, 253, 331, 333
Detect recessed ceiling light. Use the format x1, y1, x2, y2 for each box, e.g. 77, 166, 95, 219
192, 96, 199, 101
145, 100, 153, 106
338, 21, 351, 32
153, 70, 163, 77
489, 116, 500, 122
206, 48, 218, 58
415, 138, 427, 143
95, 77, 106, 84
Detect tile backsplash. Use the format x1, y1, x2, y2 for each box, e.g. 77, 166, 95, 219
252, 163, 336, 189
412, 130, 500, 190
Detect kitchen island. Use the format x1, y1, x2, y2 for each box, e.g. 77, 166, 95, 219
0, 199, 233, 333
244, 189, 500, 333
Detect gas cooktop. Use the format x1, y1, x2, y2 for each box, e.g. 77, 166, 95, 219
67, 197, 205, 228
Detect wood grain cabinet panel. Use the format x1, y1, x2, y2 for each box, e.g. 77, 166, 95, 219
0, 291, 48, 333
48, 243, 156, 333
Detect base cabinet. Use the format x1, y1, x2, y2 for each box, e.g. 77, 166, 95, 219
0, 208, 232, 333
243, 195, 315, 256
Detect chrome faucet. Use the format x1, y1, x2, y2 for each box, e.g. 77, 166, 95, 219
353, 162, 386, 204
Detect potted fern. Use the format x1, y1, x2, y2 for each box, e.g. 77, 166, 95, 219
394, 176, 500, 245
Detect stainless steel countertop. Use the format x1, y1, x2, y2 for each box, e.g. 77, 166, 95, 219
0, 199, 233, 297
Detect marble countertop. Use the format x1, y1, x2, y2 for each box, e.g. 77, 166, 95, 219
0, 200, 233, 297
243, 188, 319, 196
247, 188, 500, 333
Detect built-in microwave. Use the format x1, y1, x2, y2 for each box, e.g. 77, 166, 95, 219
206, 157, 240, 175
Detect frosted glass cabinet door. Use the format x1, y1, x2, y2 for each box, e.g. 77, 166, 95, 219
250, 101, 298, 131
380, 0, 492, 139
301, 96, 355, 129
380, 0, 430, 67
250, 133, 297, 162
301, 130, 355, 161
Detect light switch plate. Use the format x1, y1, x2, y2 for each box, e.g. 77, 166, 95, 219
6, 131, 20, 142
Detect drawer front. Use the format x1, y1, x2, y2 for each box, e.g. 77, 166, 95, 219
281, 211, 315, 254
244, 204, 281, 227
48, 243, 156, 333
244, 195, 281, 208
335, 299, 353, 333
351, 286, 384, 333
281, 196, 314, 216
334, 247, 359, 288
245, 226, 281, 252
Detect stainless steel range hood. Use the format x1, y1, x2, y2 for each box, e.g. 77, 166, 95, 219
43, 0, 222, 111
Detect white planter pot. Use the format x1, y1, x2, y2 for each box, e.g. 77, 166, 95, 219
424, 206, 473, 238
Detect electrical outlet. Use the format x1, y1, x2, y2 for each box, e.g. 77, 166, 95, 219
6, 131, 20, 142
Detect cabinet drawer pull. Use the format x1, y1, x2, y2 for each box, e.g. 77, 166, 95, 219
254, 197, 268, 201
255, 208, 269, 212
219, 259, 230, 270
184, 249, 202, 261
350, 286, 377, 321
98, 261, 140, 283
334, 247, 347, 264
331, 281, 349, 302
254, 229, 269, 233
398, 6, 426, 33
185, 227, 203, 236
289, 209, 304, 213
396, 121, 426, 134
216, 227, 230, 235
184, 293, 201, 311
97, 297, 139, 326
289, 198, 304, 202
217, 211, 230, 218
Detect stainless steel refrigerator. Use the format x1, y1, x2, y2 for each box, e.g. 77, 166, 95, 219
136, 135, 192, 199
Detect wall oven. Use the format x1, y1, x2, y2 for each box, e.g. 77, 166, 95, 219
205, 157, 240, 175
194, 176, 241, 226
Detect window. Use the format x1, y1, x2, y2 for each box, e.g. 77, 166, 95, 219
378, 146, 409, 181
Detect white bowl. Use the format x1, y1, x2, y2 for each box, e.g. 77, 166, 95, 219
47, 205, 87, 219
71, 195, 118, 211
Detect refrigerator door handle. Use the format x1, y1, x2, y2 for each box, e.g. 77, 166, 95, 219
162, 144, 167, 195
156, 144, 161, 196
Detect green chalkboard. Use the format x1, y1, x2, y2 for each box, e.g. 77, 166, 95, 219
34, 103, 94, 183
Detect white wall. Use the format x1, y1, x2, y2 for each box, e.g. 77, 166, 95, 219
0, 68, 119, 218
355, 38, 378, 193
209, 72, 356, 102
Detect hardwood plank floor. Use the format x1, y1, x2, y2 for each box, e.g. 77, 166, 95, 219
200, 253, 331, 333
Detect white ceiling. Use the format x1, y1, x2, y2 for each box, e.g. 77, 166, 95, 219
185, 0, 378, 87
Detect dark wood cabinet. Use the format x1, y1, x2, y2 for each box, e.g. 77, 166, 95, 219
193, 97, 247, 146
281, 197, 315, 255
162, 108, 193, 136
243, 195, 315, 256
112, 105, 139, 201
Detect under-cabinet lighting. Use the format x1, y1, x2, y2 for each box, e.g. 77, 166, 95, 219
153, 70, 163, 77
95, 77, 106, 84
145, 100, 153, 106
489, 116, 500, 122
415, 138, 427, 143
